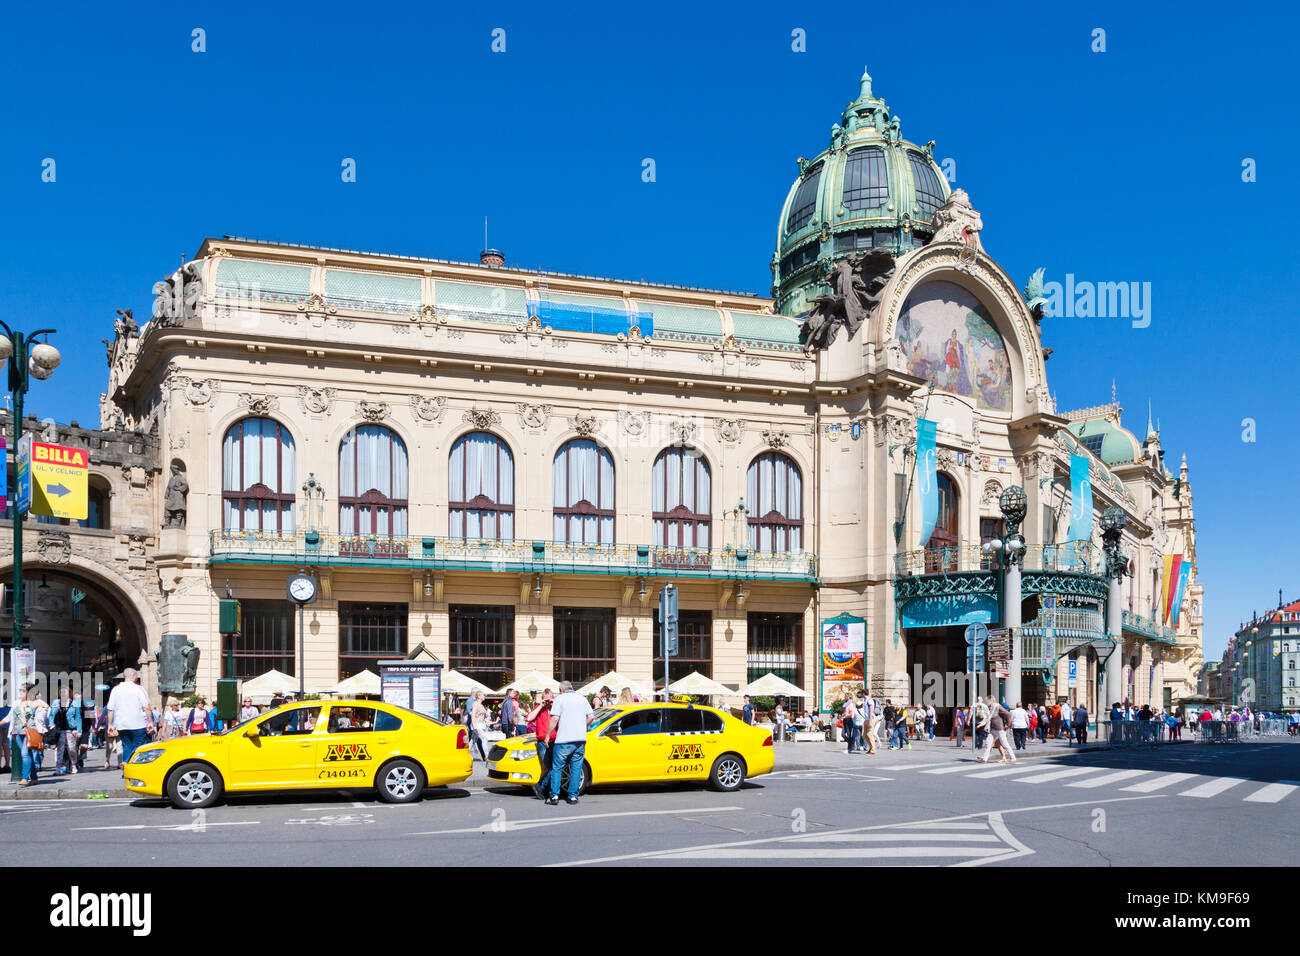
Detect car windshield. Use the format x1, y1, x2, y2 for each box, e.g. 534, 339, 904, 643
587, 707, 622, 733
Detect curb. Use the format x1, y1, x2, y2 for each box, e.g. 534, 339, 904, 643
0, 787, 132, 800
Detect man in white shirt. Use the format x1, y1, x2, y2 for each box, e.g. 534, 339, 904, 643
544, 681, 596, 806
106, 669, 155, 766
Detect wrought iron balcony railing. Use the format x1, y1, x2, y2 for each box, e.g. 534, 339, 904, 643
209, 530, 817, 581
1122, 609, 1178, 644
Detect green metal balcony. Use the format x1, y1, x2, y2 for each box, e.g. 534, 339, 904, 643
208, 530, 818, 582
1122, 609, 1179, 644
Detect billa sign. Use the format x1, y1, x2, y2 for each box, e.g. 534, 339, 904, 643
31, 440, 88, 520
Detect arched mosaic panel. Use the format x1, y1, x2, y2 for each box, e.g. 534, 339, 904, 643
895, 281, 1012, 412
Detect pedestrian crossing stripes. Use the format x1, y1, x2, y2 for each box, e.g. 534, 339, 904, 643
640, 813, 1033, 865
850, 761, 1297, 805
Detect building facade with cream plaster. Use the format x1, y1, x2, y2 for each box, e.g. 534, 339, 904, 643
44, 71, 1203, 721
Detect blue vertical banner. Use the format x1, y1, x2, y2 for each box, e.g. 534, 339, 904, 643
1068, 454, 1092, 543
917, 418, 938, 547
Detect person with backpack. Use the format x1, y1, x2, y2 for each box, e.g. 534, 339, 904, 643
858, 694, 875, 755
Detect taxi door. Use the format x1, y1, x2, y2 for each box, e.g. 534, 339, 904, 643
591, 708, 669, 783
312, 704, 385, 788
664, 707, 715, 781
227, 705, 323, 789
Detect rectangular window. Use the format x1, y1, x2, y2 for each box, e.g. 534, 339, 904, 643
746, 612, 803, 689
553, 607, 615, 688
338, 602, 408, 681
654, 610, 712, 688
785, 165, 822, 233
980, 517, 1005, 570
449, 605, 515, 691
224, 599, 296, 678
842, 147, 888, 210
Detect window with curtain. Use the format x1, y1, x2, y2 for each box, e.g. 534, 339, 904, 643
746, 452, 802, 553
449, 432, 514, 540
222, 417, 296, 532
339, 425, 409, 536
652, 447, 711, 551
553, 439, 615, 544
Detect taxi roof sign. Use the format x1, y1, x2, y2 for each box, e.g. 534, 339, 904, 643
30, 440, 88, 520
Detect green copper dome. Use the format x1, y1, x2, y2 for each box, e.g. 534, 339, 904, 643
772, 67, 951, 317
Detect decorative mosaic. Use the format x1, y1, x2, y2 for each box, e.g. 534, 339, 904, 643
213, 259, 311, 305
324, 269, 420, 315
895, 281, 1012, 412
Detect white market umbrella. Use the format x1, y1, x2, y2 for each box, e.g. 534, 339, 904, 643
441, 669, 494, 695
497, 670, 561, 694
330, 669, 381, 697
739, 672, 810, 698
577, 670, 651, 697
239, 669, 299, 700
667, 671, 736, 698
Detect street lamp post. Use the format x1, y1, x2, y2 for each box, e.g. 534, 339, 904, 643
0, 323, 60, 781
997, 486, 1027, 707
1100, 506, 1129, 736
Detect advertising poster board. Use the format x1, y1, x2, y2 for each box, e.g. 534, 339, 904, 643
820, 614, 865, 711
378, 660, 443, 720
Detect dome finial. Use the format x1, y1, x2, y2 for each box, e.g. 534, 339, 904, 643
859, 65, 873, 102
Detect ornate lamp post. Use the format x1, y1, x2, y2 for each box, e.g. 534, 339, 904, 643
0, 323, 59, 781
1100, 505, 1128, 729
997, 486, 1027, 706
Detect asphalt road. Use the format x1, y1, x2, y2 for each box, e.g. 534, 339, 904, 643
9, 742, 1298, 866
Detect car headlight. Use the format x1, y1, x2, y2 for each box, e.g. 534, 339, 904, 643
510, 749, 536, 761
130, 748, 165, 764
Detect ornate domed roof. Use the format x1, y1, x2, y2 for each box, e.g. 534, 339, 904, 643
772, 67, 951, 317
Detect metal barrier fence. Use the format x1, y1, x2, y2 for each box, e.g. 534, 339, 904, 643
1108, 721, 1167, 745
1258, 719, 1289, 736
1194, 721, 1253, 743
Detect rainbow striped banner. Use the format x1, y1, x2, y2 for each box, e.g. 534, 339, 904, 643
1161, 553, 1183, 625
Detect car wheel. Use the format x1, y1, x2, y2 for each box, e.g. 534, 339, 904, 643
377, 759, 426, 804
166, 762, 224, 809
709, 753, 746, 792
558, 761, 591, 796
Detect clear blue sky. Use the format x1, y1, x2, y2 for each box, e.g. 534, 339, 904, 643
1, 0, 1296, 661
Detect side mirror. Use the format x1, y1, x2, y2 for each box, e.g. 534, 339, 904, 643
244, 727, 260, 739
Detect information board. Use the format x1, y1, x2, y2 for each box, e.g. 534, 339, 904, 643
378, 660, 443, 720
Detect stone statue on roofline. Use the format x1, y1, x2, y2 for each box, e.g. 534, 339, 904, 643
800, 247, 896, 350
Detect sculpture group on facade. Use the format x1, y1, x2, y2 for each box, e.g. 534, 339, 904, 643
800, 247, 896, 350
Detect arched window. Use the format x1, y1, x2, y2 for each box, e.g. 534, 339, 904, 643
339, 425, 408, 535
925, 473, 959, 571
652, 447, 711, 551
449, 432, 514, 540
222, 418, 295, 532
553, 439, 614, 545
746, 452, 802, 553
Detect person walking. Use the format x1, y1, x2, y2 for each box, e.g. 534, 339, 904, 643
953, 706, 967, 747
52, 687, 83, 775
5, 685, 46, 786
185, 698, 210, 737
977, 696, 1015, 764
1026, 703, 1037, 745
858, 695, 876, 755
239, 698, 259, 724
842, 697, 859, 753
971, 698, 990, 754
741, 695, 755, 726
468, 691, 492, 763
1072, 701, 1089, 745
500, 688, 520, 739
545, 680, 595, 806
925, 704, 936, 741
525, 689, 555, 799
161, 701, 186, 740
106, 669, 155, 767
1037, 704, 1049, 742
1010, 702, 1029, 751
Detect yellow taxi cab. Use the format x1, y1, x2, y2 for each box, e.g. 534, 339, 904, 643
486, 697, 774, 793
124, 698, 470, 809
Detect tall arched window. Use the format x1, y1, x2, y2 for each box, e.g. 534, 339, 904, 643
746, 452, 802, 552
222, 418, 295, 532
339, 425, 408, 535
925, 473, 959, 571
449, 432, 514, 540
652, 447, 711, 550
553, 439, 614, 545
